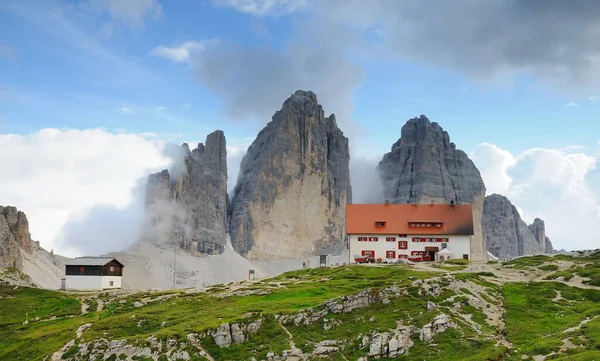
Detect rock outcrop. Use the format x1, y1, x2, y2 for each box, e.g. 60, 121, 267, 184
528, 218, 554, 254
143, 130, 229, 254
228, 90, 351, 259
0, 206, 66, 288
482, 194, 549, 259
377, 115, 487, 261
0, 206, 32, 269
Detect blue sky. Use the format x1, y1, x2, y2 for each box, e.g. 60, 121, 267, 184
0, 0, 599, 254
1, 0, 598, 156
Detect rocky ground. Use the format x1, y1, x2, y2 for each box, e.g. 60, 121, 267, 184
2, 251, 599, 361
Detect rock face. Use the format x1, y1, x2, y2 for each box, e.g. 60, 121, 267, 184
0, 206, 66, 288
144, 130, 229, 254
377, 115, 487, 261
0, 206, 33, 269
528, 218, 554, 254
228, 90, 351, 259
482, 194, 550, 259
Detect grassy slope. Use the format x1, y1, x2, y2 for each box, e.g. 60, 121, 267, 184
1, 253, 599, 361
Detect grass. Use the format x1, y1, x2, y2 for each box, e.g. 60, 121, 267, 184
545, 262, 600, 286
503, 282, 600, 359
1, 253, 599, 361
502, 255, 555, 269
0, 286, 85, 361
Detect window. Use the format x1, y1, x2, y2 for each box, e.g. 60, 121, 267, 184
386, 237, 396, 242
426, 223, 431, 227
79, 267, 84, 271
109, 281, 114, 286
463, 254, 469, 260
110, 266, 114, 272
375, 221, 386, 227
358, 237, 368, 242
436, 224, 441, 228
398, 234, 407, 238
361, 250, 375, 257
398, 254, 408, 259
398, 241, 408, 249
368, 237, 379, 242
386, 250, 396, 259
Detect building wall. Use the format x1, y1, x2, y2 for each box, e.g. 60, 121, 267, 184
348, 234, 471, 263
65, 275, 122, 290
101, 276, 122, 289
65, 275, 103, 291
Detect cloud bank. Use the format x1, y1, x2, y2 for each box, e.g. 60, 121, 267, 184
0, 128, 171, 257
471, 143, 599, 251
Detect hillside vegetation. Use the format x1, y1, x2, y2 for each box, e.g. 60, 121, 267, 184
1, 251, 599, 361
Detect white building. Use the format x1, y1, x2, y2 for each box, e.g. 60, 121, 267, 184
63, 257, 124, 291
346, 203, 474, 263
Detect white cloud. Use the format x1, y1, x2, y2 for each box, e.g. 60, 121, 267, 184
155, 106, 166, 112
213, 0, 306, 16
471, 143, 600, 251
181, 104, 191, 108
151, 40, 216, 64
87, 0, 162, 27
589, 96, 600, 103
119, 106, 135, 114
565, 102, 578, 107
0, 128, 171, 257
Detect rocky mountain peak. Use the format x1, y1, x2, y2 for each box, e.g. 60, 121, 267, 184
483, 194, 551, 259
228, 90, 351, 259
528, 217, 552, 254
377, 115, 487, 260
0, 206, 33, 268
143, 130, 229, 255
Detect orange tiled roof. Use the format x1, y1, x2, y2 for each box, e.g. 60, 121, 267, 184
346, 203, 474, 235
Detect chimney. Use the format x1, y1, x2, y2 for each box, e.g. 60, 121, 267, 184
431, 200, 435, 205
384, 199, 390, 205
450, 200, 455, 206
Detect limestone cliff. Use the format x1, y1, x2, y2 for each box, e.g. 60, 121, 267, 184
482, 194, 547, 259
228, 90, 352, 260
377, 115, 487, 261
143, 130, 229, 254
528, 218, 554, 254
0, 206, 32, 269
0, 206, 66, 288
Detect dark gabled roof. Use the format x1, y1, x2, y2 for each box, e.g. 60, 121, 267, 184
65, 257, 124, 267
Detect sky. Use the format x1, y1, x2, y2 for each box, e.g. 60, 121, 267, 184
0, 0, 599, 256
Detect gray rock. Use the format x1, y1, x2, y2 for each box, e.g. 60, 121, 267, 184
228, 90, 351, 259
528, 218, 554, 254
143, 130, 229, 255
0, 206, 33, 268
212, 323, 232, 347
211, 319, 264, 348
420, 313, 456, 342
483, 194, 546, 259
426, 301, 437, 311
377, 115, 487, 261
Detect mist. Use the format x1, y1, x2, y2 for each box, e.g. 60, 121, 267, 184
349, 157, 385, 204
56, 143, 189, 257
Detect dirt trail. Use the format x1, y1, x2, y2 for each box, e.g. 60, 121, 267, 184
278, 319, 303, 356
